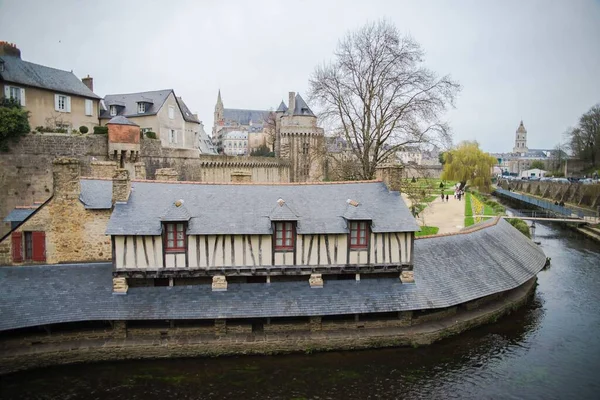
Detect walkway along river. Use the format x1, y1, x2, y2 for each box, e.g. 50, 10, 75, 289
1, 222, 600, 399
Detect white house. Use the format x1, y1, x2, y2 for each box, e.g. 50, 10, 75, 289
520, 168, 547, 178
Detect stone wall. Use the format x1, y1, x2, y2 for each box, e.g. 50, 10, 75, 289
0, 278, 537, 374
502, 180, 600, 209
0, 134, 291, 236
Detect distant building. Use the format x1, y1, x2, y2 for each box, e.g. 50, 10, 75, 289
222, 130, 248, 156
0, 41, 100, 132
99, 89, 206, 152
520, 168, 547, 178
513, 120, 528, 154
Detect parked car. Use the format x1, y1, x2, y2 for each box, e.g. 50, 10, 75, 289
540, 177, 552, 182
581, 178, 595, 185
529, 177, 541, 181
552, 178, 570, 184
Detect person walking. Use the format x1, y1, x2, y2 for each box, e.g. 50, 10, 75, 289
445, 194, 449, 202
441, 192, 445, 202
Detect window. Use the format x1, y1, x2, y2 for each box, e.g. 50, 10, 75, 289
55, 94, 71, 112
110, 105, 117, 116
85, 99, 93, 116
169, 129, 177, 144
11, 231, 46, 262
274, 222, 295, 251
349, 221, 369, 250
5, 86, 25, 106
138, 102, 146, 113
164, 223, 186, 252
302, 142, 310, 154
168, 105, 175, 119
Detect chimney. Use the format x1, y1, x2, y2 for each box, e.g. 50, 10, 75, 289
90, 160, 117, 178
0, 41, 21, 58
155, 168, 178, 181
52, 158, 81, 201
376, 164, 403, 192
288, 92, 296, 115
231, 170, 252, 183
134, 162, 146, 180
82, 75, 94, 92
112, 169, 131, 204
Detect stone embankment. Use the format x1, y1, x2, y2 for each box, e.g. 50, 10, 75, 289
501, 180, 600, 210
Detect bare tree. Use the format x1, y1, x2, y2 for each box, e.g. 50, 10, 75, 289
309, 20, 460, 179
262, 111, 277, 152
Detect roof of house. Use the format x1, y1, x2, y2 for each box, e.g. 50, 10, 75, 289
278, 93, 316, 117
99, 89, 173, 119
0, 55, 100, 99
176, 97, 200, 124
105, 181, 420, 236
222, 108, 270, 126
0, 219, 547, 331
106, 115, 139, 126
79, 179, 113, 209
2, 206, 38, 223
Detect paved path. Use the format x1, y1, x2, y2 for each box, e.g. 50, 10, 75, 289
403, 194, 466, 234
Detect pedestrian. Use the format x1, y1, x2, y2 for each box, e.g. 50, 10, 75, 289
441, 192, 445, 201
446, 194, 449, 202
458, 193, 462, 201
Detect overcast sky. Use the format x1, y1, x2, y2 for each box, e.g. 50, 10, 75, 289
1, 0, 599, 152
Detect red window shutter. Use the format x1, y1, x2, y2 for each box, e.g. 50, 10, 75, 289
32, 231, 46, 262
11, 232, 23, 262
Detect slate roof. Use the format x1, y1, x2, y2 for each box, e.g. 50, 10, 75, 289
277, 94, 316, 117
269, 200, 299, 221
161, 201, 191, 221
222, 108, 270, 126
3, 207, 38, 223
276, 101, 288, 113
79, 179, 112, 209
176, 97, 200, 123
0, 219, 547, 331
0, 55, 100, 99
343, 203, 373, 220
105, 181, 420, 235
106, 115, 138, 126
99, 89, 172, 119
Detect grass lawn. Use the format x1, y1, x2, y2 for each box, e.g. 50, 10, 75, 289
464, 192, 474, 227
416, 226, 440, 237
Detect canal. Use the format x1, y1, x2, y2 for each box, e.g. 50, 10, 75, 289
1, 222, 600, 399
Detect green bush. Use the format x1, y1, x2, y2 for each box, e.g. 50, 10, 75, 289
79, 126, 89, 134
506, 218, 531, 238
0, 100, 30, 151
145, 131, 157, 139
93, 126, 108, 135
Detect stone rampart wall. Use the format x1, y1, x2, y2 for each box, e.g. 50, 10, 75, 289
0, 134, 290, 236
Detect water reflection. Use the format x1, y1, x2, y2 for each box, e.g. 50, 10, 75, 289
2, 222, 600, 400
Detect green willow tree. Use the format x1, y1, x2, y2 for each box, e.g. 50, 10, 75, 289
0, 98, 30, 151
442, 141, 497, 192
566, 104, 600, 167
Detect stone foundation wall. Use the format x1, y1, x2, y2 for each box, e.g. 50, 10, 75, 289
502, 180, 600, 209
0, 278, 537, 374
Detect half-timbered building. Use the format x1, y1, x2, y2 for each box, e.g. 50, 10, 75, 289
106, 177, 420, 291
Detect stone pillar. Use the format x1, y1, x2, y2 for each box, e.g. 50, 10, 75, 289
53, 158, 81, 201
215, 319, 226, 336
134, 162, 146, 180
400, 270, 415, 284
112, 277, 128, 294
288, 92, 296, 114
376, 164, 403, 192
212, 275, 227, 291
231, 170, 252, 183
112, 321, 127, 338
90, 161, 117, 178
309, 316, 322, 332
309, 273, 323, 288
156, 168, 178, 181
112, 169, 131, 204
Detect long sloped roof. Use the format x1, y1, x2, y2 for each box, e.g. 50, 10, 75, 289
222, 108, 270, 126
0, 219, 547, 331
105, 181, 419, 235
99, 89, 173, 119
0, 55, 100, 99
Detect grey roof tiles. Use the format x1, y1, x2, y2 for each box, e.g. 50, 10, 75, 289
222, 108, 269, 126
105, 181, 420, 235
0, 219, 547, 331
100, 89, 172, 119
0, 55, 100, 99
79, 179, 112, 209
107, 115, 139, 126
3, 207, 37, 223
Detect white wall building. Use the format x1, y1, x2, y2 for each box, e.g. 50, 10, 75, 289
520, 168, 547, 178
222, 130, 248, 156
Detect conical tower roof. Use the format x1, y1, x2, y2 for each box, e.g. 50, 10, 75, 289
516, 120, 527, 133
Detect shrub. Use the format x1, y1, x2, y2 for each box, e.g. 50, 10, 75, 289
93, 126, 108, 135
506, 218, 531, 238
79, 126, 89, 134
145, 131, 157, 139
0, 100, 30, 151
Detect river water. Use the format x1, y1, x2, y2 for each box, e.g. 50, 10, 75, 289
1, 222, 600, 400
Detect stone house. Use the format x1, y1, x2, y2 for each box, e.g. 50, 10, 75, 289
0, 41, 101, 132
222, 130, 248, 155
99, 89, 207, 152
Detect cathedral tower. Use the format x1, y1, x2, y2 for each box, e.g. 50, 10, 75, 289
513, 120, 528, 154
212, 90, 224, 138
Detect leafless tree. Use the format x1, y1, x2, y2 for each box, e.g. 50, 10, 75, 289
262, 111, 277, 152
309, 20, 460, 180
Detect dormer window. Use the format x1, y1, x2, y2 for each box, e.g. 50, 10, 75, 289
349, 221, 369, 250
274, 222, 295, 251
138, 102, 146, 113
110, 105, 117, 116
163, 222, 186, 253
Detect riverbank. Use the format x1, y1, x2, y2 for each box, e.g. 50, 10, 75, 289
0, 277, 537, 375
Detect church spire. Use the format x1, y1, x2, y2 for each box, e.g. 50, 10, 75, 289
216, 89, 223, 109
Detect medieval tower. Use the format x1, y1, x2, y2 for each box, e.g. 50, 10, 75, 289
513, 120, 528, 154
275, 92, 324, 182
